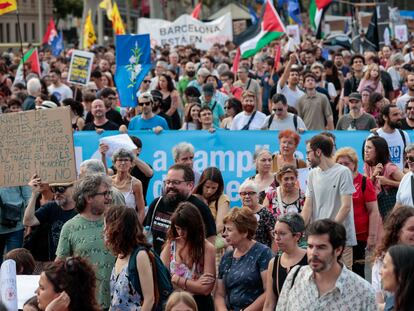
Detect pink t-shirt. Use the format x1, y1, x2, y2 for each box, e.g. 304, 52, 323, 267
363, 162, 399, 194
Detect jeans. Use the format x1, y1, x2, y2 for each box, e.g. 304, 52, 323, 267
0, 229, 24, 264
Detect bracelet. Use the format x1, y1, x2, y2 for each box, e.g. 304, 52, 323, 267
184, 278, 188, 290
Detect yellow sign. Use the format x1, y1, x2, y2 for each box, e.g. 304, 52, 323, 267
0, 0, 17, 16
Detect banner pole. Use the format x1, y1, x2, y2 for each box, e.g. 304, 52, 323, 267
16, 9, 26, 81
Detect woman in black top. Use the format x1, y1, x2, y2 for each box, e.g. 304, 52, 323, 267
263, 213, 307, 310
157, 73, 182, 129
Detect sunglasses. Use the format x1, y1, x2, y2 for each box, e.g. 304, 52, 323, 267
138, 101, 151, 106
273, 108, 284, 112
143, 80, 151, 83
406, 106, 414, 111
406, 156, 414, 163
51, 186, 70, 194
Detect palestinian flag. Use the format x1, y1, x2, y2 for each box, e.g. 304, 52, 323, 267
13, 48, 41, 85
309, 0, 332, 39
234, 0, 285, 59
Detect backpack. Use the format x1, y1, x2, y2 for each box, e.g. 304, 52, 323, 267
128, 245, 173, 311
267, 113, 298, 131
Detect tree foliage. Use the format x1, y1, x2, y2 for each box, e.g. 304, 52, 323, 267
53, 0, 83, 19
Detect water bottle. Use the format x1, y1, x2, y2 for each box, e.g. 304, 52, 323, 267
144, 226, 153, 245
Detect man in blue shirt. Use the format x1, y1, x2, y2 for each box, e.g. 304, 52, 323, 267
128, 93, 169, 133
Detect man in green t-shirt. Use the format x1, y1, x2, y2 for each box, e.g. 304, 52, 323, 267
56, 174, 115, 309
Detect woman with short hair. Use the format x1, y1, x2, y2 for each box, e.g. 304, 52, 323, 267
215, 208, 272, 311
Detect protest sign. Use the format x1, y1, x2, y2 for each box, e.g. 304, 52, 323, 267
0, 260, 17, 311
394, 24, 408, 42
68, 50, 94, 85
138, 13, 233, 50
0, 107, 76, 187
286, 25, 301, 45
99, 134, 137, 158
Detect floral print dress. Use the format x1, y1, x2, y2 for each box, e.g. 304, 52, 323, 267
109, 265, 142, 311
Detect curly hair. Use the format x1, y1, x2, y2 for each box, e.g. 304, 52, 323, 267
374, 206, 414, 259
223, 207, 257, 240
73, 174, 111, 213
279, 129, 300, 147
43, 257, 99, 311
104, 205, 149, 257
166, 202, 206, 268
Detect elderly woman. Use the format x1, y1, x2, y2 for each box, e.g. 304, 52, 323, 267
395, 144, 414, 209
263, 165, 305, 219
334, 147, 380, 278
271, 129, 307, 173
263, 213, 307, 310
239, 180, 276, 248
214, 208, 272, 311
363, 136, 403, 220
111, 148, 145, 222
246, 148, 277, 204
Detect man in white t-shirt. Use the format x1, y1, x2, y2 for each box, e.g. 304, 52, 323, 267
396, 72, 414, 113
261, 93, 306, 132
275, 53, 305, 109
369, 104, 410, 170
302, 134, 356, 269
395, 144, 414, 208
231, 91, 266, 130
47, 69, 73, 102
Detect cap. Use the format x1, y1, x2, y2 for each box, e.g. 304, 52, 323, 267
348, 92, 362, 101
202, 83, 215, 96
278, 213, 305, 233
37, 101, 58, 109
197, 68, 210, 77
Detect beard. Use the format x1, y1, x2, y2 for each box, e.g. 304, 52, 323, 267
243, 105, 255, 113
163, 189, 188, 207
389, 119, 402, 129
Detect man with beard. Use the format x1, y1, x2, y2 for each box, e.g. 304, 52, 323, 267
56, 174, 115, 310
230, 91, 266, 130
273, 53, 304, 109
336, 92, 377, 130
333, 52, 350, 77
276, 219, 376, 311
23, 177, 77, 261
396, 73, 414, 113
296, 73, 334, 130
83, 99, 120, 131
401, 98, 414, 130
301, 135, 356, 269
144, 164, 216, 254
369, 104, 410, 170
177, 62, 196, 100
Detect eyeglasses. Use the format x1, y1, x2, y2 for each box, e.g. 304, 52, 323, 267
143, 80, 151, 83
163, 180, 188, 186
406, 156, 414, 162
239, 191, 257, 197
51, 186, 70, 194
138, 101, 152, 106
116, 158, 131, 163
94, 190, 112, 198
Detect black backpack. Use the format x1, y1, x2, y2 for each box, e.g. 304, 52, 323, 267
267, 113, 298, 131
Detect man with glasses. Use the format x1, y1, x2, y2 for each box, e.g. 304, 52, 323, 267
336, 92, 376, 130
23, 177, 77, 261
401, 98, 414, 130
144, 164, 216, 254
136, 74, 152, 99
128, 93, 169, 132
56, 174, 115, 310
261, 94, 306, 131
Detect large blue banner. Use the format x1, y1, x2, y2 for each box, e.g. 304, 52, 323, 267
74, 130, 414, 206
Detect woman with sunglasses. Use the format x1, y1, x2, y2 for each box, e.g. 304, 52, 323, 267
395, 144, 414, 209
36, 256, 100, 311
111, 148, 145, 223
220, 98, 242, 130
181, 102, 201, 130
263, 213, 307, 310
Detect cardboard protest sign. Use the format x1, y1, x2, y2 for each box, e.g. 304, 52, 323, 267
138, 13, 233, 50
0, 107, 76, 187
68, 50, 94, 85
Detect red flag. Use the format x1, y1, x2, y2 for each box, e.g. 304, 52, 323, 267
315, 0, 332, 10
274, 45, 281, 71
232, 48, 241, 74
42, 17, 57, 45
191, 2, 202, 19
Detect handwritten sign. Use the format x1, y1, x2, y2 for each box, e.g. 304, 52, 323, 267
99, 134, 137, 158
394, 24, 408, 42
68, 50, 94, 85
0, 260, 17, 311
0, 107, 76, 187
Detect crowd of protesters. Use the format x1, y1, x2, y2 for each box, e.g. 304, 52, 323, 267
1, 32, 414, 311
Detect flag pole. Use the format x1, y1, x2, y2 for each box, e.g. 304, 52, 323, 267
15, 9, 25, 81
